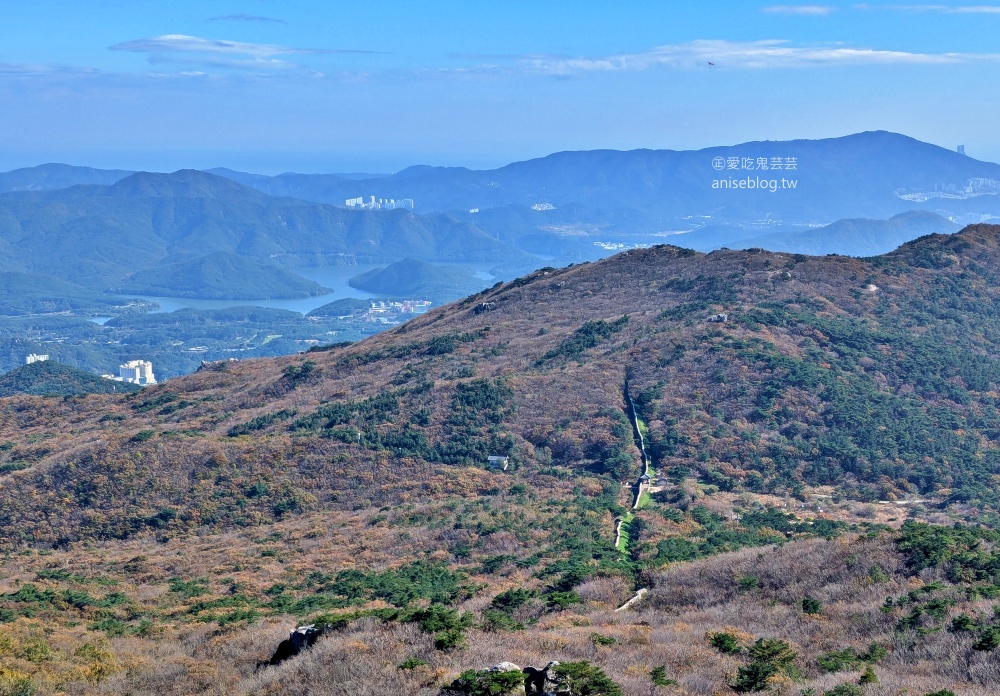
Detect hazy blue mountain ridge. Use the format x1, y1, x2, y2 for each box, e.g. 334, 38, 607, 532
725, 211, 961, 256
0, 163, 133, 193
0, 170, 530, 293
0, 133, 996, 313
7, 132, 999, 233
202, 132, 1000, 229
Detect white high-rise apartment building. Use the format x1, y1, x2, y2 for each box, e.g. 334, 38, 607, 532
119, 360, 156, 386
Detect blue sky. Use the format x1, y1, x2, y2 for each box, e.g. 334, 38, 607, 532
2, 1, 999, 173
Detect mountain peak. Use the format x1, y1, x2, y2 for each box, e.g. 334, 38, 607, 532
108, 169, 262, 199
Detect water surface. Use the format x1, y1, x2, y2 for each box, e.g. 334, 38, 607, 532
121, 262, 497, 315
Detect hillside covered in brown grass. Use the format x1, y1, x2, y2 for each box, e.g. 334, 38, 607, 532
4, 226, 1000, 694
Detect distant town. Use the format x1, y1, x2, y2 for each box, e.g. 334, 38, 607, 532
365, 300, 431, 322
897, 177, 1000, 202
593, 241, 652, 251
344, 196, 414, 211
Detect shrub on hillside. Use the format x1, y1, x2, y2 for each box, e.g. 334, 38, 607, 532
801, 595, 822, 614
731, 661, 776, 693
709, 630, 743, 654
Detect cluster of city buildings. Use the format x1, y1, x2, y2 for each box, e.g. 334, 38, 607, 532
26, 354, 49, 364
103, 360, 157, 386
897, 177, 1000, 202
367, 300, 431, 317
593, 241, 652, 251
344, 196, 414, 211
966, 178, 1000, 195
358, 300, 432, 325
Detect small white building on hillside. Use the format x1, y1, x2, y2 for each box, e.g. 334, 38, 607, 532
487, 455, 510, 471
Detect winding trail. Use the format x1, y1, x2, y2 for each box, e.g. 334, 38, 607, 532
612, 381, 653, 551
615, 587, 648, 612
614, 380, 653, 608
613, 517, 625, 549
624, 380, 651, 510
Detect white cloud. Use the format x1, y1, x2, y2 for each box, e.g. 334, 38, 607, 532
762, 5, 836, 15
520, 39, 994, 74
109, 35, 380, 73
110, 35, 298, 71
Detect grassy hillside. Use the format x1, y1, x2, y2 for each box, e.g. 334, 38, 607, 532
2, 226, 1000, 693
113, 252, 332, 300
0, 360, 142, 397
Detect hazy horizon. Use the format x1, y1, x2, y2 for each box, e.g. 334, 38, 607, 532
2, 129, 995, 178
3, 1, 1000, 172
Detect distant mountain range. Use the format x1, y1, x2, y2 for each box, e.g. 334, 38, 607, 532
5, 132, 999, 234
0, 163, 133, 192
0, 132, 997, 315
200, 132, 1000, 230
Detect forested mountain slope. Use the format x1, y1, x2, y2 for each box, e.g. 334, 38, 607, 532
11, 222, 995, 535
2, 226, 1000, 694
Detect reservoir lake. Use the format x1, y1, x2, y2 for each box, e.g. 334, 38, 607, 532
116, 263, 497, 316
